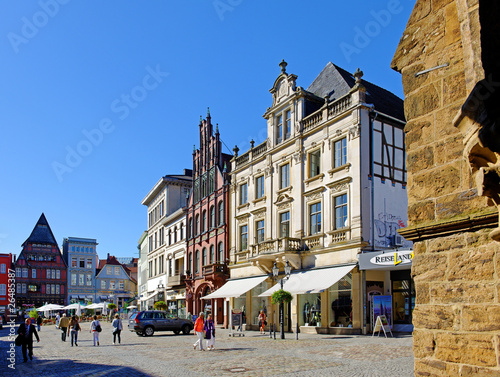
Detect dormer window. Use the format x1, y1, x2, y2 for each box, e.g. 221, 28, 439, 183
276, 110, 292, 144
285, 110, 291, 139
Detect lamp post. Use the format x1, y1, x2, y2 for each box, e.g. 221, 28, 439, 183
157, 281, 165, 302
272, 261, 291, 340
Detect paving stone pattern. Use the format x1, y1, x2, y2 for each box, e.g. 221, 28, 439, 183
0, 322, 413, 376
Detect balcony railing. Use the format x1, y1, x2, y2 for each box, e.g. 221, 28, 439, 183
301, 112, 323, 132
167, 274, 186, 287
202, 263, 228, 276
304, 234, 323, 250
249, 237, 302, 258
328, 94, 352, 118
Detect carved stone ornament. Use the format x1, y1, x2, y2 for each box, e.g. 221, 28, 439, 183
349, 125, 361, 140
293, 152, 303, 165
251, 208, 266, 219
277, 201, 291, 211
455, 77, 500, 241
327, 177, 352, 192
235, 213, 250, 224
304, 187, 324, 202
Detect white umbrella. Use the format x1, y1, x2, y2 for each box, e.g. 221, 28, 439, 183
86, 303, 105, 309
62, 303, 87, 310
36, 304, 64, 311
126, 305, 137, 309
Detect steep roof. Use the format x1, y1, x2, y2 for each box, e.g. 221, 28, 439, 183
306, 62, 405, 121
22, 213, 58, 247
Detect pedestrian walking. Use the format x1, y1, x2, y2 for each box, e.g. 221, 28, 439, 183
258, 310, 267, 334
17, 318, 40, 363
90, 315, 101, 346
68, 315, 81, 347
204, 314, 215, 350
36, 315, 42, 331
56, 313, 61, 329
112, 313, 123, 345
59, 313, 70, 342
192, 312, 205, 351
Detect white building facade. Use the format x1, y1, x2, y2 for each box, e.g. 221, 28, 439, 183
222, 61, 411, 334
141, 171, 192, 313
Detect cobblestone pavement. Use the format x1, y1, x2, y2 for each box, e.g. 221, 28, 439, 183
0, 321, 413, 376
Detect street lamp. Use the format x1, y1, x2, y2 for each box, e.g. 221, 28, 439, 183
157, 281, 165, 301
272, 260, 291, 339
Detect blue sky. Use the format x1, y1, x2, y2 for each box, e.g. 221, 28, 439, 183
0, 1, 415, 259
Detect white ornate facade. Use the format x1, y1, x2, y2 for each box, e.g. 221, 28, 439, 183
227, 61, 410, 334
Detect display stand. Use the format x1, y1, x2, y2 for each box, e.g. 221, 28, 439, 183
372, 315, 393, 338
229, 309, 245, 337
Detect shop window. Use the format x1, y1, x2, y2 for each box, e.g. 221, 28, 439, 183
329, 273, 352, 327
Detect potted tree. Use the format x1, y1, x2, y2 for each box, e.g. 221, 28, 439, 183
154, 301, 167, 311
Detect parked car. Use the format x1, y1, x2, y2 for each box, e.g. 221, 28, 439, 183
128, 310, 193, 337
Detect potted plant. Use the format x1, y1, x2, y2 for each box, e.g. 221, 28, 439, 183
271, 289, 293, 305
154, 301, 167, 311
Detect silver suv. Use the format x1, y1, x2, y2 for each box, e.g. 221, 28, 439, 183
128, 310, 193, 337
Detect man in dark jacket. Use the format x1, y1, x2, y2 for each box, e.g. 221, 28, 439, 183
17, 318, 40, 362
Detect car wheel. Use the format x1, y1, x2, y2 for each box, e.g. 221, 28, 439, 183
173, 330, 180, 335
144, 326, 154, 337
136, 332, 143, 336
182, 325, 191, 335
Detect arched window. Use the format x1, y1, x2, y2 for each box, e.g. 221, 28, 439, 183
202, 210, 207, 233
180, 224, 184, 240
210, 245, 215, 264
202, 248, 207, 266
174, 227, 178, 243
168, 230, 171, 245
210, 206, 215, 229
218, 242, 224, 263
195, 250, 200, 274
195, 214, 200, 235
218, 201, 224, 226
188, 218, 193, 238
188, 252, 193, 275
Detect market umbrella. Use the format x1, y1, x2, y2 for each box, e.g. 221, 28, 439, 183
62, 303, 87, 310
36, 304, 64, 311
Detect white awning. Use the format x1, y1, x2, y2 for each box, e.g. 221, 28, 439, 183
258, 264, 356, 297
202, 275, 268, 300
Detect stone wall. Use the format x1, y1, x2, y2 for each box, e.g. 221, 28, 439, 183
392, 0, 500, 375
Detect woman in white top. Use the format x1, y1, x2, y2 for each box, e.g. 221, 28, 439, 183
89, 315, 101, 346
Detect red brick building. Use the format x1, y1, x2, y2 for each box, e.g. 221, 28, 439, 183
0, 253, 14, 316
14, 213, 67, 308
185, 110, 232, 325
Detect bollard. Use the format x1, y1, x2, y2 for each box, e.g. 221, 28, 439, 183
273, 323, 276, 340
269, 324, 272, 339
296, 322, 299, 340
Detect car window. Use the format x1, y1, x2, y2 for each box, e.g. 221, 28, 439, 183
129, 313, 138, 320
154, 312, 165, 319
166, 313, 176, 319
142, 312, 154, 319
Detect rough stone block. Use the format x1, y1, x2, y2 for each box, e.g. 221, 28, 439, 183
416, 282, 430, 304
404, 83, 441, 120
408, 200, 435, 224
412, 253, 447, 282
407, 146, 435, 171
460, 365, 500, 376
444, 2, 462, 45
443, 71, 467, 106
413, 330, 435, 358
435, 103, 462, 138
436, 192, 489, 220
448, 249, 495, 281
414, 358, 460, 376
409, 163, 461, 202
435, 135, 464, 165
435, 333, 497, 367
430, 282, 495, 305
413, 305, 457, 330
462, 305, 500, 331
427, 234, 465, 253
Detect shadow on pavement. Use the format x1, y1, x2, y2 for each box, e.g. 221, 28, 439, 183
9, 358, 152, 377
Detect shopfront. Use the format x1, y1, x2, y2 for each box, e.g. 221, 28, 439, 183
358, 249, 414, 332
166, 289, 187, 318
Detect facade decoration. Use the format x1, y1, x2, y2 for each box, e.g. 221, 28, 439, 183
14, 213, 67, 308
185, 110, 232, 326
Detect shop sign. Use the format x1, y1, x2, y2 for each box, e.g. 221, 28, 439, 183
358, 249, 413, 270
370, 250, 413, 266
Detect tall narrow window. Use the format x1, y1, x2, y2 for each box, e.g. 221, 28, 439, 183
240, 225, 248, 250
309, 150, 321, 177
334, 194, 348, 229
334, 138, 347, 168
174, 227, 178, 243
195, 250, 200, 274
256, 176, 264, 199
280, 164, 289, 189
256, 220, 265, 243
218, 242, 224, 262
195, 214, 200, 235
210, 206, 215, 228
218, 201, 224, 225
240, 183, 248, 205
189, 218, 193, 238
285, 110, 291, 139
280, 212, 290, 238
276, 114, 283, 143
202, 210, 207, 233
309, 202, 322, 235
210, 245, 215, 264
202, 248, 207, 266
32, 269, 36, 278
